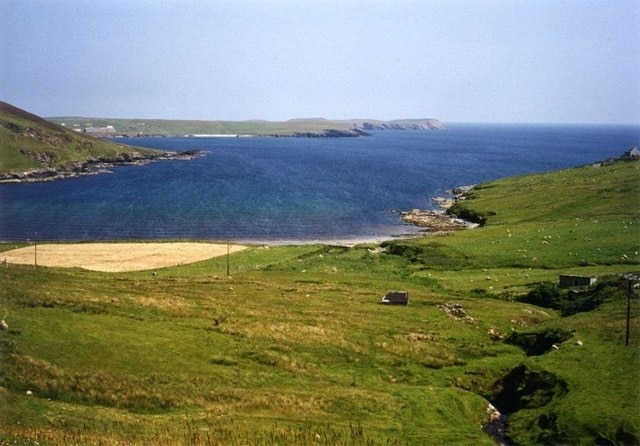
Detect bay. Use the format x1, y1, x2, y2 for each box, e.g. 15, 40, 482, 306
1, 124, 638, 242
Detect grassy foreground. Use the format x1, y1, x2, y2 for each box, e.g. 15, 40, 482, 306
1, 159, 639, 445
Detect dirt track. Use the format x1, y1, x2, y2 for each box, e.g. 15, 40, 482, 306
1, 242, 246, 272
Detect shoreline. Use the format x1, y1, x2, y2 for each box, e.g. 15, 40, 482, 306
0, 205, 471, 269
232, 232, 422, 247
1, 172, 476, 242
0, 233, 422, 248
0, 150, 205, 184
0, 187, 476, 246
0, 210, 473, 248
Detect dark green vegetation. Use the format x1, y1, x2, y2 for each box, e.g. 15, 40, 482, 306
1, 159, 639, 445
0, 101, 160, 174
46, 117, 444, 137
521, 281, 622, 317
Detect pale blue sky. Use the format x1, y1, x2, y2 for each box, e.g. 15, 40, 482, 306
1, 0, 639, 124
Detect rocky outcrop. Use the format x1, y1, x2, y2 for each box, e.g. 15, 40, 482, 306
397, 185, 478, 233
398, 209, 475, 232
0, 150, 205, 183
436, 302, 476, 323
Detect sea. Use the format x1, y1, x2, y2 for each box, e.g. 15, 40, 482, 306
1, 124, 638, 243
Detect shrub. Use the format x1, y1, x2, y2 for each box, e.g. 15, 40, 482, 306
522, 283, 563, 309
446, 202, 494, 226
560, 289, 605, 316
381, 242, 422, 262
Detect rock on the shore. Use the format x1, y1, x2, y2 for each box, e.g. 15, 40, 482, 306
397, 184, 477, 233
399, 209, 475, 232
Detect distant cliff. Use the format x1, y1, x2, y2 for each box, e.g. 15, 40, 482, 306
350, 118, 446, 131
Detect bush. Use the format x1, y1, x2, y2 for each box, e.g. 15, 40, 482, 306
560, 289, 605, 316
381, 241, 471, 268
521, 283, 564, 309
446, 202, 494, 226
381, 242, 422, 262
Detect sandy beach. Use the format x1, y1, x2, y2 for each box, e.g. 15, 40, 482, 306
1, 242, 246, 272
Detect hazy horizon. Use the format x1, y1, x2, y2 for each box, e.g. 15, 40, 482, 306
1, 0, 639, 125
41, 110, 640, 127
42, 114, 640, 127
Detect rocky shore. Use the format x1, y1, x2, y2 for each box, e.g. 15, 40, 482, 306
269, 128, 370, 138
398, 185, 477, 233
0, 150, 205, 183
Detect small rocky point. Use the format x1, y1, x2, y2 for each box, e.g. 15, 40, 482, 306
398, 185, 476, 233
0, 150, 204, 183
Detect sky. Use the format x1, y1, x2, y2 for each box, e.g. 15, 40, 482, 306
1, 0, 639, 124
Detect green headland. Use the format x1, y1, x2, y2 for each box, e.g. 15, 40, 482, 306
0, 101, 201, 183
46, 116, 445, 137
1, 148, 638, 444
0, 102, 161, 171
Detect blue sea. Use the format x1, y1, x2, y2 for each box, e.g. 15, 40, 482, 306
1, 124, 638, 242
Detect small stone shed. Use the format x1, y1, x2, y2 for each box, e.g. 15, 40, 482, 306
380, 291, 409, 305
559, 275, 597, 288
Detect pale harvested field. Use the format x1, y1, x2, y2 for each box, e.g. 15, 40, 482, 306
1, 242, 246, 272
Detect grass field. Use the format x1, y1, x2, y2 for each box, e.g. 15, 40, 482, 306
1, 159, 639, 445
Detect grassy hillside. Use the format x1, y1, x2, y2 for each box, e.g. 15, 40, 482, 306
386, 158, 640, 293
0, 101, 159, 173
1, 160, 639, 445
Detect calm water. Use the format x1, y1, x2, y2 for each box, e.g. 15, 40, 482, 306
1, 124, 638, 242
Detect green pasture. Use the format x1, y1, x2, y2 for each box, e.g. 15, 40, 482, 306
1, 159, 639, 445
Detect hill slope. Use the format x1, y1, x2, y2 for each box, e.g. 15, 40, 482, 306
383, 158, 640, 443
0, 101, 198, 182
386, 158, 640, 274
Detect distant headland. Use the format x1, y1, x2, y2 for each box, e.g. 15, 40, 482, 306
47, 116, 446, 138
0, 100, 444, 183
